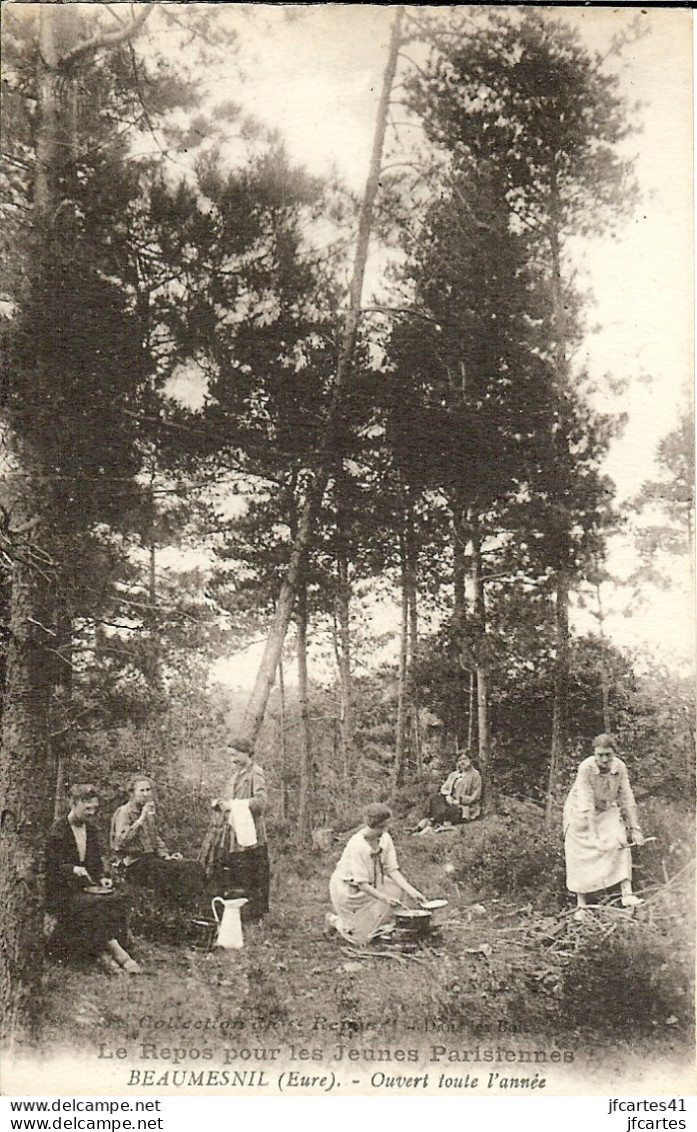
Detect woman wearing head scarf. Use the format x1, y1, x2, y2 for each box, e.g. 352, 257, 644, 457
563, 734, 645, 919
327, 803, 427, 945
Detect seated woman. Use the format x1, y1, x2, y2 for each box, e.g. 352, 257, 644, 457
563, 733, 645, 920
111, 775, 203, 905
45, 783, 141, 974
414, 751, 482, 831
327, 803, 427, 946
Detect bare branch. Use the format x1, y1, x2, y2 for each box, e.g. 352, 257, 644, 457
58, 6, 152, 70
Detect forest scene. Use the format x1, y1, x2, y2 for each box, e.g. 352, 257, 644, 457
0, 4, 694, 1095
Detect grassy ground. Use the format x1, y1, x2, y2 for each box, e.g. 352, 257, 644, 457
25, 808, 694, 1095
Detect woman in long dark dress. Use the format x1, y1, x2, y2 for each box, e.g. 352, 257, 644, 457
45, 783, 141, 973
202, 739, 270, 920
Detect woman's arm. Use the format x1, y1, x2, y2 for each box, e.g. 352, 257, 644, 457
388, 868, 426, 904
573, 762, 603, 842
356, 880, 400, 907
111, 807, 145, 851
247, 768, 268, 816
456, 771, 482, 806
617, 763, 643, 842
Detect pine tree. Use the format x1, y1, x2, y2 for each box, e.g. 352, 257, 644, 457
404, 8, 635, 809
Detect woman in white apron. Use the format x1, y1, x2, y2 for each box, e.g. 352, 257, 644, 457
563, 734, 645, 919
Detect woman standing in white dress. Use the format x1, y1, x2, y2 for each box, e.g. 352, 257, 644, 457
563, 734, 645, 919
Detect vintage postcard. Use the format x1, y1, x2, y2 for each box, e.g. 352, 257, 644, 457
0, 3, 694, 1101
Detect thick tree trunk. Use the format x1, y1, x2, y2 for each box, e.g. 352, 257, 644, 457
0, 556, 54, 1044
241, 7, 404, 744
295, 580, 313, 848
0, 5, 61, 1044
0, 3, 153, 1044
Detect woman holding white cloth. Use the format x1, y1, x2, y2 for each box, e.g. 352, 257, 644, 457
211, 739, 270, 920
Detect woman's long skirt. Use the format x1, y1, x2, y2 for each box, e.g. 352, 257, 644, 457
328, 875, 402, 945
428, 793, 465, 825
563, 803, 632, 895
220, 846, 270, 920
47, 891, 131, 960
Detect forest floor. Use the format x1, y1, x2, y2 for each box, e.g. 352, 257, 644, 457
19, 813, 695, 1096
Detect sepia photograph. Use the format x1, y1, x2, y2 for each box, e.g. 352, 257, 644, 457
0, 3, 694, 1101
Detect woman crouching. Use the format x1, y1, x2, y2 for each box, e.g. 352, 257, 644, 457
328, 803, 426, 945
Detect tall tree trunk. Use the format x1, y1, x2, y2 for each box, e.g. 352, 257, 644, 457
394, 531, 409, 787
0, 4, 152, 1044
594, 582, 612, 733
241, 7, 404, 744
277, 659, 289, 821
546, 171, 572, 824
467, 670, 475, 751
335, 500, 353, 775
546, 562, 570, 822
295, 578, 313, 848
405, 494, 421, 774
51, 601, 73, 820
451, 502, 469, 746
0, 5, 60, 1044
470, 516, 491, 794
0, 553, 54, 1043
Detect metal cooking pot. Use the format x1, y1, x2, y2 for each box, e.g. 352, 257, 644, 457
394, 908, 432, 937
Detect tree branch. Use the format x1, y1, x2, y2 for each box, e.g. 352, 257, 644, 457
58, 6, 152, 70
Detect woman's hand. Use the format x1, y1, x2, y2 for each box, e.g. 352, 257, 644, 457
385, 896, 402, 908
403, 886, 425, 904
139, 801, 156, 822
73, 866, 91, 881
630, 830, 645, 846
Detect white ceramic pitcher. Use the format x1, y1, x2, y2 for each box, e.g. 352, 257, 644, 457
211, 896, 248, 950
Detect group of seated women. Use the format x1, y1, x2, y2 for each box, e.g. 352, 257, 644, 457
45, 732, 646, 972
45, 738, 270, 973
